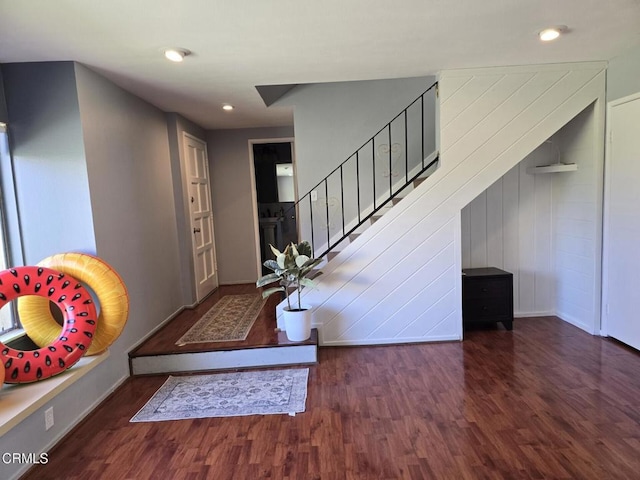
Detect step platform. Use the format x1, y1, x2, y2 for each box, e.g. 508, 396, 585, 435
129, 329, 318, 376
128, 285, 318, 376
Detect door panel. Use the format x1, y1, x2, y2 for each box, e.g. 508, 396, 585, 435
185, 134, 218, 300
604, 94, 640, 350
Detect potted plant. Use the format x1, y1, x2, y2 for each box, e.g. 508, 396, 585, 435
256, 241, 322, 341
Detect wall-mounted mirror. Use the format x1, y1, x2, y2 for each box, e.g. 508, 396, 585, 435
276, 163, 295, 202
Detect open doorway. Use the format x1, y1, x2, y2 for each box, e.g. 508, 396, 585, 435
250, 140, 298, 274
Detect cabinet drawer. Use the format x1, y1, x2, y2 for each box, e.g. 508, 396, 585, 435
463, 298, 511, 319
463, 277, 510, 299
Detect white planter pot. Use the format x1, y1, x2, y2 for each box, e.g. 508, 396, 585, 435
283, 306, 312, 342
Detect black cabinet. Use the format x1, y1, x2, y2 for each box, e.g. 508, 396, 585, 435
462, 267, 514, 330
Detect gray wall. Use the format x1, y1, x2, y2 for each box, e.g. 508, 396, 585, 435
1, 62, 96, 264
0, 63, 188, 480
207, 126, 294, 284
277, 76, 436, 256
167, 113, 208, 305
0, 61, 98, 480
0, 68, 8, 123
279, 76, 436, 194
607, 42, 640, 101
75, 64, 184, 343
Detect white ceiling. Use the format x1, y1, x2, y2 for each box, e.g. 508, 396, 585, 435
1, 0, 639, 130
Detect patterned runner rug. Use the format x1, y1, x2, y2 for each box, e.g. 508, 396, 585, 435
176, 293, 266, 344
130, 369, 309, 421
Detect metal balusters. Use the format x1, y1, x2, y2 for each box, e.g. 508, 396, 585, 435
340, 165, 345, 237
356, 151, 361, 224
388, 124, 392, 196
404, 110, 408, 184
281, 82, 437, 260
372, 140, 376, 210
325, 179, 329, 250
309, 194, 315, 256
421, 94, 425, 169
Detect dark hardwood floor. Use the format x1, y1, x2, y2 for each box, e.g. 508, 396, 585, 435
23, 317, 640, 480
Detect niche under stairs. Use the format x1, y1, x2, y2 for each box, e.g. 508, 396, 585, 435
461, 102, 604, 334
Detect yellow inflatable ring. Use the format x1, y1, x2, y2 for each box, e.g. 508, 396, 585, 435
18, 253, 129, 356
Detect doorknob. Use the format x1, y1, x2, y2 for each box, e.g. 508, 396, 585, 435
193, 227, 201, 234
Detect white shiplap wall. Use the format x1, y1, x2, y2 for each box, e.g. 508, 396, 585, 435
461, 145, 555, 317
552, 103, 604, 334
282, 63, 606, 345
460, 101, 604, 332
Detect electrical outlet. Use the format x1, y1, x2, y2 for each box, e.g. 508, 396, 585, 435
311, 190, 318, 202
45, 407, 54, 430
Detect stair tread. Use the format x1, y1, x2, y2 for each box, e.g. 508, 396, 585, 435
414, 177, 427, 187
308, 269, 323, 280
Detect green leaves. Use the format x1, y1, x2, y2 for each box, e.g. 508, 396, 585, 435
256, 240, 322, 310
256, 273, 281, 287
296, 241, 312, 258
299, 277, 316, 289
261, 286, 285, 299
263, 259, 280, 271
269, 244, 282, 257
303, 257, 323, 269
295, 254, 310, 268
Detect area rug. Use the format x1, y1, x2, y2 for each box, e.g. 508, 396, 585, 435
176, 293, 266, 344
130, 369, 309, 422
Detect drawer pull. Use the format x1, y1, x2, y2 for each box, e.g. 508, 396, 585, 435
481, 287, 488, 292
482, 306, 488, 311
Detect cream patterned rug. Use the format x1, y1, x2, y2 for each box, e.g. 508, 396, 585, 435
176, 294, 266, 344
130, 369, 309, 422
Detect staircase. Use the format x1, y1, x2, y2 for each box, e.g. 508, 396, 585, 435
284, 82, 440, 262
279, 63, 607, 346
316, 152, 438, 266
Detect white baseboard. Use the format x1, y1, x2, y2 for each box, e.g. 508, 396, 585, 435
555, 310, 597, 335
514, 310, 555, 318
126, 304, 190, 354
515, 310, 598, 335
319, 334, 460, 347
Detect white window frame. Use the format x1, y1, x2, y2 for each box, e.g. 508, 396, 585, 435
0, 121, 25, 337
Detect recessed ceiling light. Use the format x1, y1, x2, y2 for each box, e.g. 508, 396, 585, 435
164, 48, 190, 62
222, 104, 234, 111
539, 26, 566, 42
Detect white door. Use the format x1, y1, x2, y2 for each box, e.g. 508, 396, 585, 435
184, 133, 218, 301
603, 93, 640, 350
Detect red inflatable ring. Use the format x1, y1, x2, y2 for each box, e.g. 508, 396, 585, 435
0, 266, 97, 383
